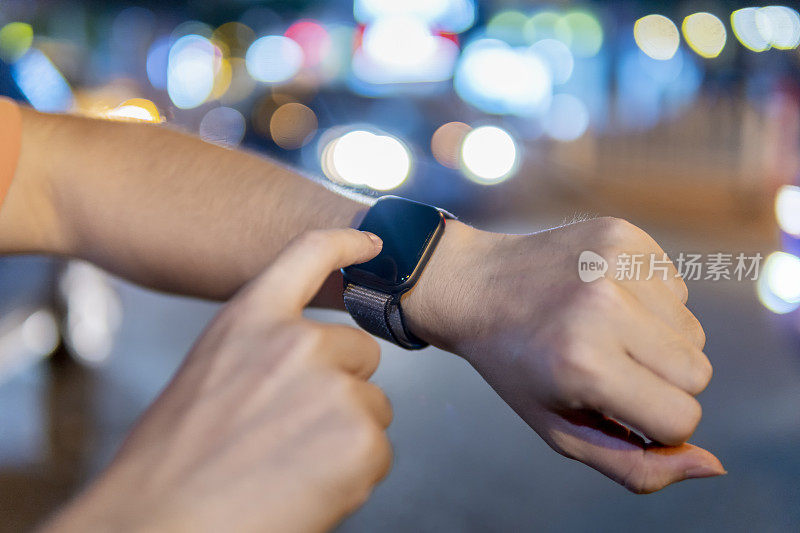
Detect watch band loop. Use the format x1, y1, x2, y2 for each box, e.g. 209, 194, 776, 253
343, 283, 428, 350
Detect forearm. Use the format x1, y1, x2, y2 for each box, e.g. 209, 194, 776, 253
5, 107, 368, 305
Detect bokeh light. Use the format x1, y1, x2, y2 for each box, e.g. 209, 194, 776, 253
544, 94, 590, 142
324, 129, 412, 190
634, 14, 680, 60
220, 58, 256, 104
776, 185, 800, 236
682, 13, 727, 58
246, 35, 304, 83
353, 18, 459, 85
732, 8, 771, 52
756, 5, 800, 50
167, 34, 218, 109
354, 0, 476, 34
21, 309, 59, 358
212, 22, 255, 57
455, 39, 552, 116
106, 98, 162, 122
561, 11, 603, 58
460, 126, 518, 184
758, 251, 800, 314
431, 121, 472, 169
146, 36, 171, 89
530, 38, 574, 85
486, 10, 529, 45
524, 11, 569, 44
12, 49, 74, 112
0, 22, 33, 63
270, 102, 318, 149
199, 107, 246, 147
285, 20, 332, 68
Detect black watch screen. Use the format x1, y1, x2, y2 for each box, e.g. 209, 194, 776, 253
342, 196, 446, 294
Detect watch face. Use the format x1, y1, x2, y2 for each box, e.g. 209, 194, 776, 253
343, 197, 445, 293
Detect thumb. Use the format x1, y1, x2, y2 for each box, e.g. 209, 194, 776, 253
545, 410, 726, 494
252, 228, 382, 315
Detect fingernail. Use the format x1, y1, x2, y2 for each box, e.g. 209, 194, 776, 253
363, 231, 383, 248
684, 464, 727, 479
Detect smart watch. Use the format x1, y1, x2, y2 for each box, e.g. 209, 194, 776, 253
342, 196, 454, 350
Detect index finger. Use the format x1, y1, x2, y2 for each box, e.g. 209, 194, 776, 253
252, 228, 382, 315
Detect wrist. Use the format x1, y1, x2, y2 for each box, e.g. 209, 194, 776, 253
402, 219, 497, 355
0, 108, 74, 255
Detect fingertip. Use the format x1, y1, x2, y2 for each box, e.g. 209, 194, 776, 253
362, 231, 383, 249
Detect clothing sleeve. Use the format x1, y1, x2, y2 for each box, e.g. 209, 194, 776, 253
0, 97, 22, 211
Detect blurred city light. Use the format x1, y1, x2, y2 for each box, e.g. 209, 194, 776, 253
431, 121, 472, 169
354, 0, 476, 34
245, 35, 304, 83
775, 185, 800, 236
682, 13, 727, 58
0, 22, 33, 63
354, 16, 459, 85
460, 126, 518, 184
325, 130, 411, 190
12, 49, 74, 112
220, 58, 256, 104
146, 36, 171, 89
285, 20, 331, 68
544, 94, 589, 142
60, 262, 122, 366
106, 98, 162, 123
21, 309, 59, 358
561, 11, 604, 58
732, 8, 771, 51
455, 39, 552, 116
487, 10, 528, 45
758, 251, 800, 314
756, 5, 800, 50
523, 11, 568, 44
530, 38, 574, 85
634, 14, 680, 60
199, 106, 246, 147
270, 102, 318, 149
167, 34, 218, 109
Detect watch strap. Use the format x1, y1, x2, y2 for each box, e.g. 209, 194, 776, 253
343, 283, 428, 350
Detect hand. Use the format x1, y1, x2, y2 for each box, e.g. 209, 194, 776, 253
405, 216, 725, 493
45, 229, 392, 532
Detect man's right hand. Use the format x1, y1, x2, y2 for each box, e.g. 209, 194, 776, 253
44, 228, 391, 533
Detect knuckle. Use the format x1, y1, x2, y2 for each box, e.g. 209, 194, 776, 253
667, 398, 702, 444
688, 355, 713, 395
596, 216, 638, 241
552, 343, 603, 407
575, 278, 621, 312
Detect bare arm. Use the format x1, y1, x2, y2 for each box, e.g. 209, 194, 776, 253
0, 107, 367, 306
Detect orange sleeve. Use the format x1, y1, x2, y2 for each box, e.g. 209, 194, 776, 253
0, 97, 22, 211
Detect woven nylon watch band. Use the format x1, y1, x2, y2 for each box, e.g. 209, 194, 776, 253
342, 283, 428, 350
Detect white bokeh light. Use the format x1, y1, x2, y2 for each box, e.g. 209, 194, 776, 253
167, 34, 217, 109
455, 39, 552, 116
362, 17, 436, 68
544, 94, 590, 141
328, 130, 411, 191
776, 185, 800, 236
460, 126, 518, 184
246, 35, 304, 83
756, 5, 800, 49
758, 251, 800, 314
